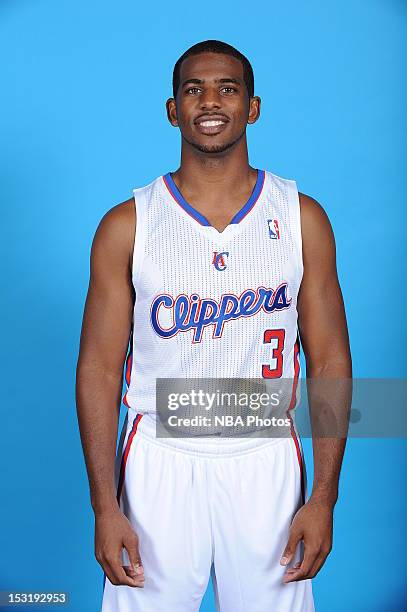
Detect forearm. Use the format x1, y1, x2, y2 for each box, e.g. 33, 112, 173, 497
307, 361, 352, 507
76, 362, 123, 515
309, 438, 346, 506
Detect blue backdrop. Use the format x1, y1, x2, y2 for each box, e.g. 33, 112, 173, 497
1, 0, 406, 610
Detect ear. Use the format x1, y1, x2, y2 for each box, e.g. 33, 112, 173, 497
166, 98, 178, 127
247, 96, 261, 125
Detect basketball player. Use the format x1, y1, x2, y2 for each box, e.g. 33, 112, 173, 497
76, 40, 352, 611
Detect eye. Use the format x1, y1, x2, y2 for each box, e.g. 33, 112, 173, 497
185, 87, 202, 95
221, 87, 237, 94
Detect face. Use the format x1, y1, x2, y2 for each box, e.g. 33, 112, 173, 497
167, 52, 260, 154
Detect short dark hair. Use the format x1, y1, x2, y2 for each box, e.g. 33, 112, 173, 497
172, 40, 254, 99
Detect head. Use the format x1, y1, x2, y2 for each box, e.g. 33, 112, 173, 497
166, 40, 261, 155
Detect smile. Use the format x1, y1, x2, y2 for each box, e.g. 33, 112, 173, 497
194, 117, 229, 135
199, 120, 226, 127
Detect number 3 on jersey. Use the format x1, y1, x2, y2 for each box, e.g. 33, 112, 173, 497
262, 329, 285, 378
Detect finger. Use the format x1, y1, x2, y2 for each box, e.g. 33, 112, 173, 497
307, 551, 329, 579
283, 563, 318, 582
104, 556, 143, 588
283, 545, 320, 583
280, 529, 302, 566
124, 537, 144, 577
283, 561, 301, 575
101, 558, 124, 586
123, 565, 145, 586
122, 560, 144, 579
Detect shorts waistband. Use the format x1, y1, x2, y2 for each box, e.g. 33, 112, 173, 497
132, 413, 291, 458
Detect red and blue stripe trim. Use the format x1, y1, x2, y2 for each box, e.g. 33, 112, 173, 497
163, 169, 266, 227
122, 328, 133, 408
229, 169, 266, 224
286, 336, 306, 504
116, 413, 143, 502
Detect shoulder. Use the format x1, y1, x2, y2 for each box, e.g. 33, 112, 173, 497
298, 192, 334, 242
266, 172, 332, 234
92, 197, 136, 264
265, 171, 337, 259
99, 198, 136, 231
297, 192, 337, 269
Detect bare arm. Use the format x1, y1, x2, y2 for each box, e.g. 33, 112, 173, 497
282, 193, 352, 582
298, 193, 352, 502
76, 199, 144, 587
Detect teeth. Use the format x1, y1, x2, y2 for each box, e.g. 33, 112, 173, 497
200, 120, 224, 127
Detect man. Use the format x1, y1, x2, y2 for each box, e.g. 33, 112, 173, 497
76, 40, 352, 611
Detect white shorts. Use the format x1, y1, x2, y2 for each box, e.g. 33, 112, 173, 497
101, 413, 314, 612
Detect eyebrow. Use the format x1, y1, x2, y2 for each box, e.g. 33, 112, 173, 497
181, 77, 242, 87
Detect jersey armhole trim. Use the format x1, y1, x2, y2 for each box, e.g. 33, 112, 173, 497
286, 179, 304, 284
131, 187, 148, 289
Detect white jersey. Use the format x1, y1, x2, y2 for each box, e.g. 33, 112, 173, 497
123, 169, 303, 418
102, 169, 315, 612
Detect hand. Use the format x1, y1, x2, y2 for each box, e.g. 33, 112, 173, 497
280, 497, 333, 583
95, 507, 145, 587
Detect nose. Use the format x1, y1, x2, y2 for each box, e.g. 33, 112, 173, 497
199, 87, 221, 110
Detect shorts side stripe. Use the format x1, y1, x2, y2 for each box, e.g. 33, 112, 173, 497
116, 413, 143, 502
287, 337, 305, 503
102, 413, 142, 596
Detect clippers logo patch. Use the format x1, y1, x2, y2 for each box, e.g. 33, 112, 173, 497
268, 219, 280, 239
212, 251, 229, 271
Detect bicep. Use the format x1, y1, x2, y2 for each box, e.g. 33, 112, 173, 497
78, 203, 135, 377
297, 195, 351, 374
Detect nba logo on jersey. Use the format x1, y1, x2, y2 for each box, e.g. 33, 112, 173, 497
268, 219, 280, 239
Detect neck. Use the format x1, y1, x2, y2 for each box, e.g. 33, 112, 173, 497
174, 134, 254, 194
